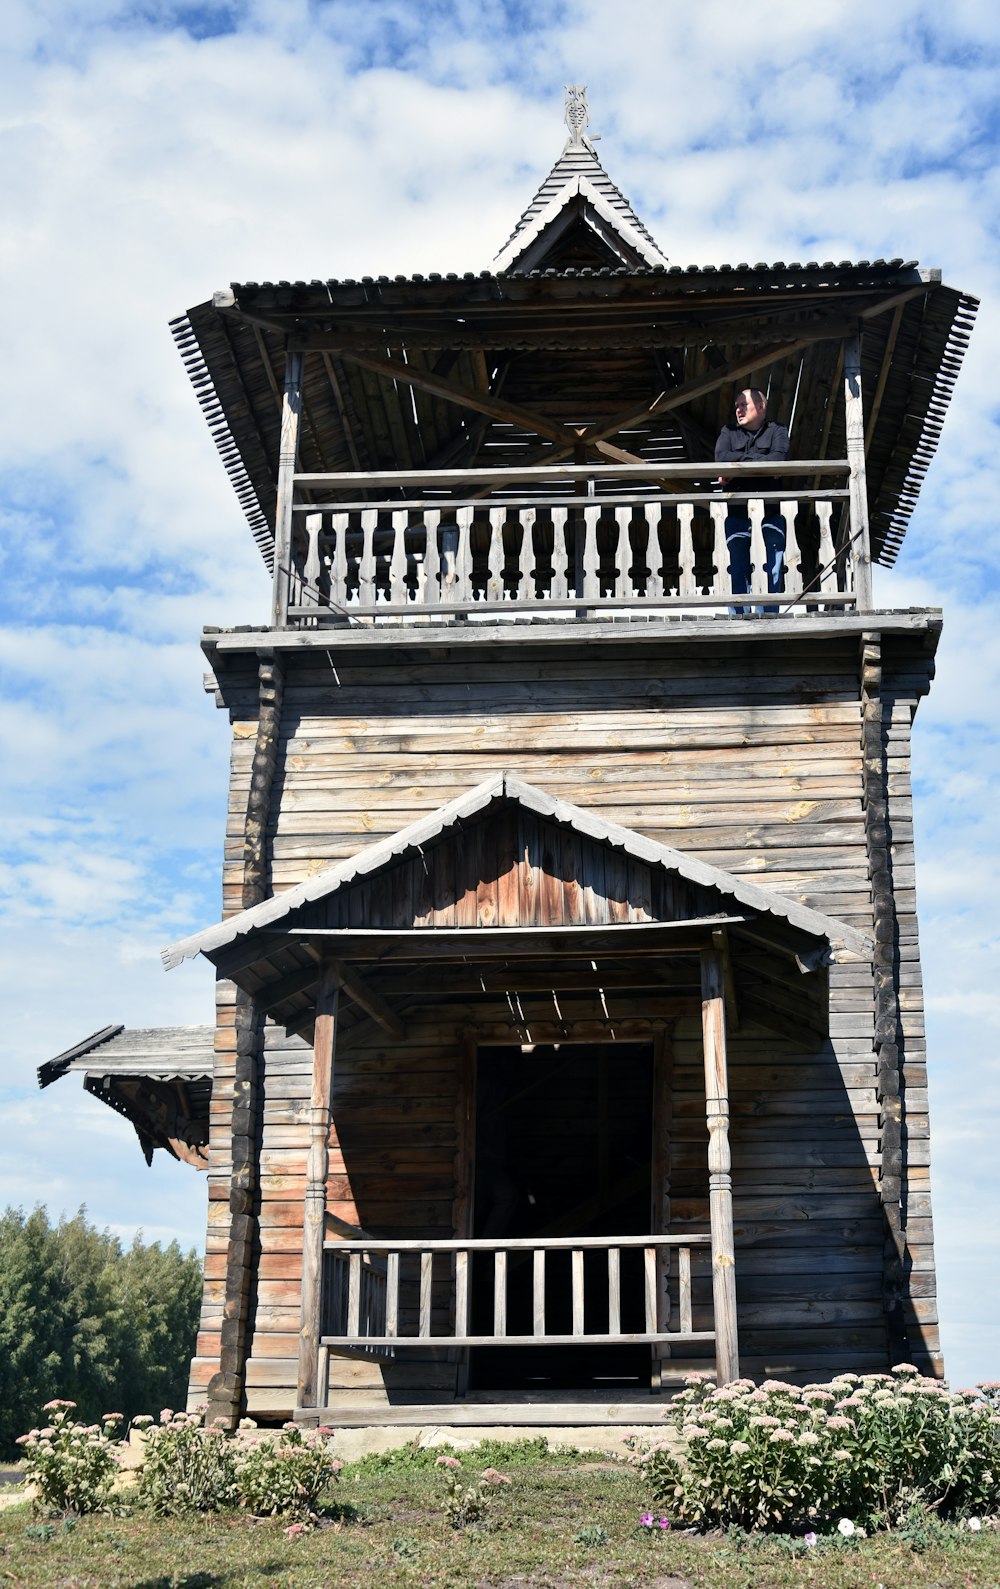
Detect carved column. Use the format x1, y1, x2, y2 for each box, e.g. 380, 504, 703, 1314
272, 349, 304, 629
205, 987, 262, 1429
242, 653, 284, 909
861, 632, 909, 1364
701, 946, 739, 1384
297, 962, 340, 1410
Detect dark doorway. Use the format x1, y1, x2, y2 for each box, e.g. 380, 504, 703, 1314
469, 1042, 655, 1391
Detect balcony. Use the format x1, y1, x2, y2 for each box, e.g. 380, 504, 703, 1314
274, 460, 864, 628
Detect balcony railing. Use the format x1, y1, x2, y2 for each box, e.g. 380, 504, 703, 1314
275, 462, 859, 627
319, 1233, 714, 1357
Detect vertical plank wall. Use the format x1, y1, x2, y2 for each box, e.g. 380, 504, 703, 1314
188, 625, 939, 1411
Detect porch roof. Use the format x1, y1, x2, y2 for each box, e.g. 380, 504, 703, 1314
162, 775, 869, 1046
164, 771, 870, 973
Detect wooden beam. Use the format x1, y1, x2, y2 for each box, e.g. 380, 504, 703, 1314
321, 353, 363, 472
337, 348, 578, 447
297, 964, 339, 1412
864, 304, 904, 453
701, 946, 739, 1386
712, 928, 740, 1033
328, 957, 405, 1039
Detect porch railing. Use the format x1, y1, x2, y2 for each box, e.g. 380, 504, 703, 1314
319, 1233, 714, 1355
278, 461, 856, 626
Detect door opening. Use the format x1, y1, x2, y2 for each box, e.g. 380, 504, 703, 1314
469, 1041, 655, 1391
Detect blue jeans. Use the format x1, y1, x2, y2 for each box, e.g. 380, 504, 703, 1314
725, 511, 786, 615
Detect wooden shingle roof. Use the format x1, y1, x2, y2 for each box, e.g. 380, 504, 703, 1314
171, 102, 977, 573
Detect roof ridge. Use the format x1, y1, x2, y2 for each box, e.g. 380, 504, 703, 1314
494, 91, 668, 273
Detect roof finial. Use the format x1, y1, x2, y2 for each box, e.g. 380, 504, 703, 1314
564, 85, 592, 146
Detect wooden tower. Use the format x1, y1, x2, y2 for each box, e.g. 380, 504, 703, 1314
43, 91, 978, 1432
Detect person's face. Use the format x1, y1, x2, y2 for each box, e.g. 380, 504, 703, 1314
734, 390, 766, 431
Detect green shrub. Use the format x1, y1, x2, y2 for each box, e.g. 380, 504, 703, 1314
237, 1423, 342, 1521
135, 1410, 239, 1515
641, 1368, 1000, 1532
16, 1400, 122, 1514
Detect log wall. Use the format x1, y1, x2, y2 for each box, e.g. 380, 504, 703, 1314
188, 626, 939, 1413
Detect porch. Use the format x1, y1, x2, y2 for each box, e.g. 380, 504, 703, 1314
166, 772, 873, 1424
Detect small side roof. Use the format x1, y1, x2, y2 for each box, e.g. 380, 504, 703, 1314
39, 1026, 215, 1088
163, 770, 871, 971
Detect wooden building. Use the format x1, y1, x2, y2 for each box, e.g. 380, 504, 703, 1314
43, 91, 977, 1431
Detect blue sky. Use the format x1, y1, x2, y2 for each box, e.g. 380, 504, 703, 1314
1, 0, 998, 1390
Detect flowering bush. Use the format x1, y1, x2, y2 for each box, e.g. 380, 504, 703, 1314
642, 1369, 1000, 1532
16, 1401, 123, 1514
237, 1423, 342, 1522
136, 1409, 239, 1515
438, 1456, 511, 1529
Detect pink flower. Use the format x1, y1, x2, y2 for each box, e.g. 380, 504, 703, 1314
657, 1517, 670, 1530
159, 1409, 174, 1423
481, 1468, 511, 1486
639, 1512, 654, 1527
804, 1531, 817, 1546
435, 1455, 461, 1469
42, 1399, 75, 1411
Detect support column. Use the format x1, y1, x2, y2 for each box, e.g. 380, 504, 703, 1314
297, 962, 340, 1411
204, 987, 262, 1430
271, 349, 304, 629
701, 946, 739, 1384
844, 332, 874, 612
242, 653, 284, 909
860, 632, 910, 1365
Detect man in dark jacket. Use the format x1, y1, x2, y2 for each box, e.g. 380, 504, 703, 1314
715, 388, 789, 612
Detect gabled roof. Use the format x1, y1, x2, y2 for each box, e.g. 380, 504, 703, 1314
494, 89, 668, 274
163, 771, 871, 971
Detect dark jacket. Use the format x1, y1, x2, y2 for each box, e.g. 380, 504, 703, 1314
715, 420, 789, 500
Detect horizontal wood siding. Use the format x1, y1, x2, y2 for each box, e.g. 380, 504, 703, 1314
195, 630, 937, 1411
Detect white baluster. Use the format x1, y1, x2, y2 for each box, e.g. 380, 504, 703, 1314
330, 512, 349, 609
302, 512, 322, 615
455, 506, 474, 604
614, 506, 631, 598
710, 501, 729, 599
423, 510, 441, 608
487, 506, 505, 604
519, 507, 535, 601
582, 505, 600, 602
677, 503, 696, 596
644, 502, 662, 598
358, 509, 378, 609
781, 500, 801, 598
817, 501, 838, 597
440, 519, 458, 605
550, 507, 569, 601
748, 500, 768, 599
389, 510, 408, 607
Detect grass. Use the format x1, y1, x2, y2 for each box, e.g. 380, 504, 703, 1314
2, 1439, 1000, 1587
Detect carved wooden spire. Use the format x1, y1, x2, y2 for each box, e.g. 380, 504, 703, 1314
564, 84, 589, 145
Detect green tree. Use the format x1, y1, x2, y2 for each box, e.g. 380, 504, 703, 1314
0, 1206, 202, 1456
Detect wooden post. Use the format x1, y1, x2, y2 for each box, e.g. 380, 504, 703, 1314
297, 962, 339, 1410
844, 333, 874, 612
272, 349, 304, 629
701, 946, 739, 1384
